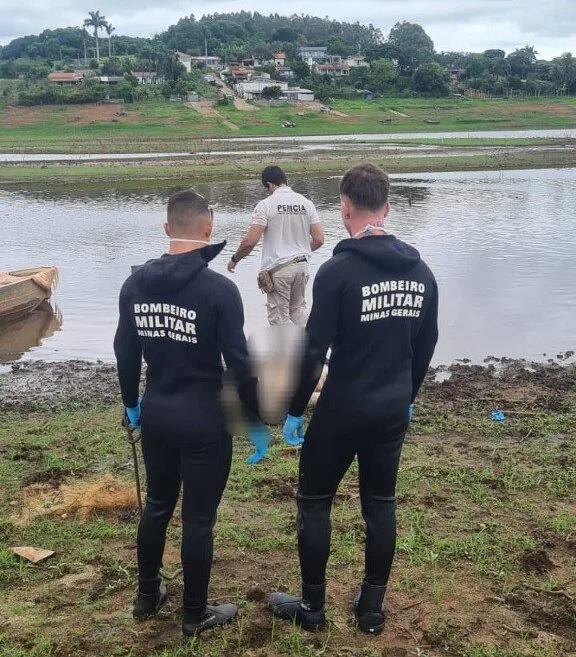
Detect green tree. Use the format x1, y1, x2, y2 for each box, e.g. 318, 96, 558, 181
387, 22, 434, 74
261, 85, 283, 99
105, 23, 115, 58
464, 54, 489, 79
83, 11, 108, 63
412, 62, 450, 96
160, 51, 186, 81
552, 52, 576, 94
368, 58, 397, 93
291, 60, 310, 80
101, 56, 124, 75
484, 49, 506, 60
326, 37, 354, 58
270, 27, 300, 43
349, 65, 371, 89
507, 46, 537, 78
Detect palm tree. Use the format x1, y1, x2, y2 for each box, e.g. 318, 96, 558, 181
83, 11, 108, 63
105, 23, 116, 58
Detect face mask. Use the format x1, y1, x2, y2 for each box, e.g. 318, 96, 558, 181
352, 223, 386, 239
169, 239, 209, 245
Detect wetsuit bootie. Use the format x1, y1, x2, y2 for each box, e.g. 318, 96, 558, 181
133, 579, 167, 620
182, 603, 238, 636
354, 581, 386, 635
268, 582, 326, 631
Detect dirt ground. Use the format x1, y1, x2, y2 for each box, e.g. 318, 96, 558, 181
1, 103, 139, 127
0, 359, 575, 657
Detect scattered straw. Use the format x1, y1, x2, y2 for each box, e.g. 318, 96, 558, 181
11, 475, 138, 526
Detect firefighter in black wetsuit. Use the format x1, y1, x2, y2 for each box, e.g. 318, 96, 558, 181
269, 163, 439, 635
114, 190, 270, 637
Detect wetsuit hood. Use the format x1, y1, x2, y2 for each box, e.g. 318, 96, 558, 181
334, 235, 420, 273
132, 242, 226, 293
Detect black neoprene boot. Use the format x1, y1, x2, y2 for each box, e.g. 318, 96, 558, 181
133, 579, 167, 620
268, 582, 326, 631
354, 581, 386, 635
182, 603, 238, 636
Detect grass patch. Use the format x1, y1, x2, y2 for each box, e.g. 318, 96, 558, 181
0, 96, 576, 153
0, 363, 574, 656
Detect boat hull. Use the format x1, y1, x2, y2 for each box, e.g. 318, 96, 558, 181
0, 267, 58, 323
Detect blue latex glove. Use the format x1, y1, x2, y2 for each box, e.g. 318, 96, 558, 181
247, 424, 271, 465
408, 404, 414, 422
125, 400, 141, 429
282, 415, 304, 446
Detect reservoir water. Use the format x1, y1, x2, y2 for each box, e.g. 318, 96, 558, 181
1, 168, 575, 364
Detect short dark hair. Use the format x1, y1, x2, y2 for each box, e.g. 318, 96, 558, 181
261, 165, 288, 188
167, 189, 212, 233
340, 163, 390, 211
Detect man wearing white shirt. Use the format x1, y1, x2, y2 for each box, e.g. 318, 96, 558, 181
228, 166, 324, 325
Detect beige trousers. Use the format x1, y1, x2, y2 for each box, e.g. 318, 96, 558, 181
266, 261, 309, 326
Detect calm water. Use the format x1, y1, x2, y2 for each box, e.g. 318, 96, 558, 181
1, 168, 575, 364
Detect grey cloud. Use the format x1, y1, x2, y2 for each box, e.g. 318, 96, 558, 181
0, 0, 574, 58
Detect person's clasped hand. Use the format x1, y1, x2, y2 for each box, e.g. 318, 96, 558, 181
247, 424, 271, 464
125, 399, 141, 429
282, 414, 305, 446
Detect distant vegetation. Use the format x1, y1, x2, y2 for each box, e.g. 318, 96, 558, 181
1, 11, 576, 106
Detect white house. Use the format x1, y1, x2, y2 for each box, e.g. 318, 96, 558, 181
346, 55, 369, 68
190, 56, 222, 69
283, 88, 315, 102
131, 71, 161, 84
276, 66, 295, 80
175, 51, 192, 73
299, 46, 328, 65
274, 52, 286, 66
236, 80, 288, 100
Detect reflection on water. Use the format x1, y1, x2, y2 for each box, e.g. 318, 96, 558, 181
0, 302, 63, 363
0, 168, 575, 364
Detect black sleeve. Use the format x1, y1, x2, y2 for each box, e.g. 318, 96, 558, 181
216, 282, 259, 422
113, 279, 142, 408
289, 266, 340, 416
411, 279, 439, 402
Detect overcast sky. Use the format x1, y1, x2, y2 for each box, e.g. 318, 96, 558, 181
1, 0, 574, 59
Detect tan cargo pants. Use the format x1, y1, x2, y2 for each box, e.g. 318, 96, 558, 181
266, 261, 309, 326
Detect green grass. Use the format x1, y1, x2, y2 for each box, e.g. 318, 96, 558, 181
0, 391, 574, 656
1, 96, 576, 154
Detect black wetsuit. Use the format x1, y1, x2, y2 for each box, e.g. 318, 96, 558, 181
288, 235, 438, 589
114, 242, 257, 615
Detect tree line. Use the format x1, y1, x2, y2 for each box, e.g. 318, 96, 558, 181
1, 12, 575, 101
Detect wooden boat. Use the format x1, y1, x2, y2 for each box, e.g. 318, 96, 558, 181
0, 267, 59, 323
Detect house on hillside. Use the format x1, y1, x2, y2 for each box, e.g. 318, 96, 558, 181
175, 51, 192, 73
48, 71, 85, 86
276, 66, 295, 80
229, 66, 254, 82
299, 46, 328, 65
242, 56, 263, 68
131, 71, 161, 84
316, 63, 351, 77
236, 80, 288, 99
283, 88, 315, 102
346, 55, 369, 68
445, 67, 465, 81
274, 52, 286, 67
97, 76, 124, 85
190, 56, 222, 69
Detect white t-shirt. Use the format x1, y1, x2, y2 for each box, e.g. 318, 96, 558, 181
252, 186, 321, 271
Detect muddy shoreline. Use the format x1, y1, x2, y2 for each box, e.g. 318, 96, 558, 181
1, 356, 575, 415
